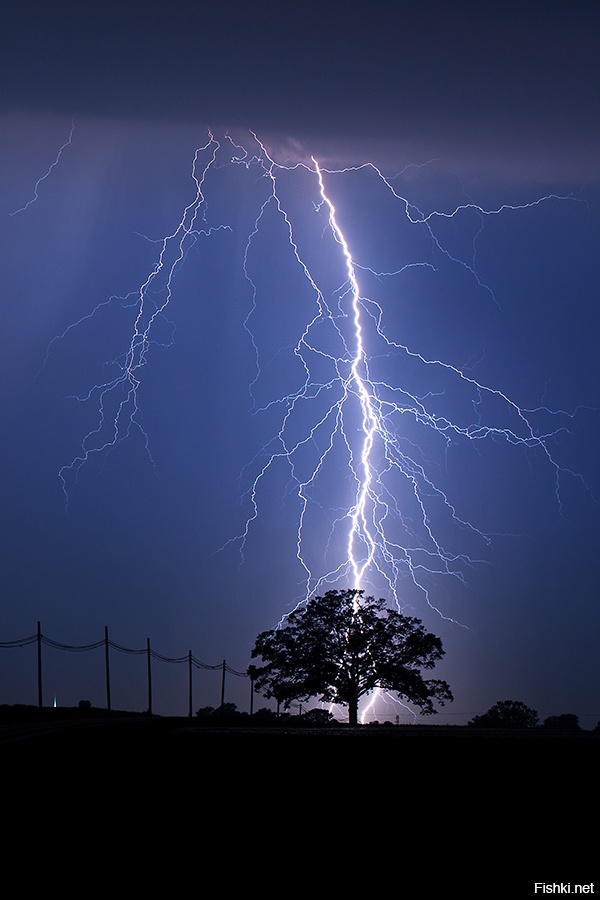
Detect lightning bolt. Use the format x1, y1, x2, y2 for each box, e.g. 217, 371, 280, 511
50, 129, 590, 642
57, 132, 231, 501
220, 136, 587, 625
10, 120, 75, 216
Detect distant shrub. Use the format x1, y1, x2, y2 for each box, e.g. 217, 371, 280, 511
300, 708, 334, 724
468, 700, 539, 729
541, 714, 581, 732
195, 702, 244, 718
252, 706, 278, 720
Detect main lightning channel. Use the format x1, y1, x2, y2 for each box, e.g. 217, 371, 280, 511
50, 131, 588, 626
312, 158, 377, 592
224, 138, 586, 620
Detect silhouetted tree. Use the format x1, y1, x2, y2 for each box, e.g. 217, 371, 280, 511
252, 706, 279, 720
195, 702, 243, 718
300, 708, 335, 724
248, 589, 452, 726
469, 699, 539, 728
542, 714, 581, 732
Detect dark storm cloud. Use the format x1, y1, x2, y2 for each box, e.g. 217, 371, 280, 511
2, 2, 599, 179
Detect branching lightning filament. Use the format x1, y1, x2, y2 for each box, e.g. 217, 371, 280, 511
53, 131, 587, 626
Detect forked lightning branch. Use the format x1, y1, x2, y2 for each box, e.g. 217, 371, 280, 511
50, 129, 585, 616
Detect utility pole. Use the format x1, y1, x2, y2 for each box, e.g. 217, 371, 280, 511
37, 621, 42, 708
220, 659, 226, 714
188, 650, 193, 718
147, 638, 152, 716
104, 626, 112, 711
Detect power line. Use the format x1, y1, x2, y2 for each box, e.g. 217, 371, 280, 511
0, 623, 249, 715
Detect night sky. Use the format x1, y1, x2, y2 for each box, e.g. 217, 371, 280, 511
1, 1, 599, 724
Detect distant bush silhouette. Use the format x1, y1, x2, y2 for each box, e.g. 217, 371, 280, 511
468, 699, 539, 728
195, 702, 245, 718
541, 714, 581, 732
252, 706, 279, 720
300, 708, 334, 724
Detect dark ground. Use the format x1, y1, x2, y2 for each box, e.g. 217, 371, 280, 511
3, 704, 598, 748
3, 708, 594, 890
3, 706, 597, 780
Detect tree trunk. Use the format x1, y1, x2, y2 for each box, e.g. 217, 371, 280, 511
348, 699, 359, 726
347, 672, 359, 725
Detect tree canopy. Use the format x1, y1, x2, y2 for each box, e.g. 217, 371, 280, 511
468, 700, 539, 729
248, 589, 452, 725
541, 714, 581, 732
